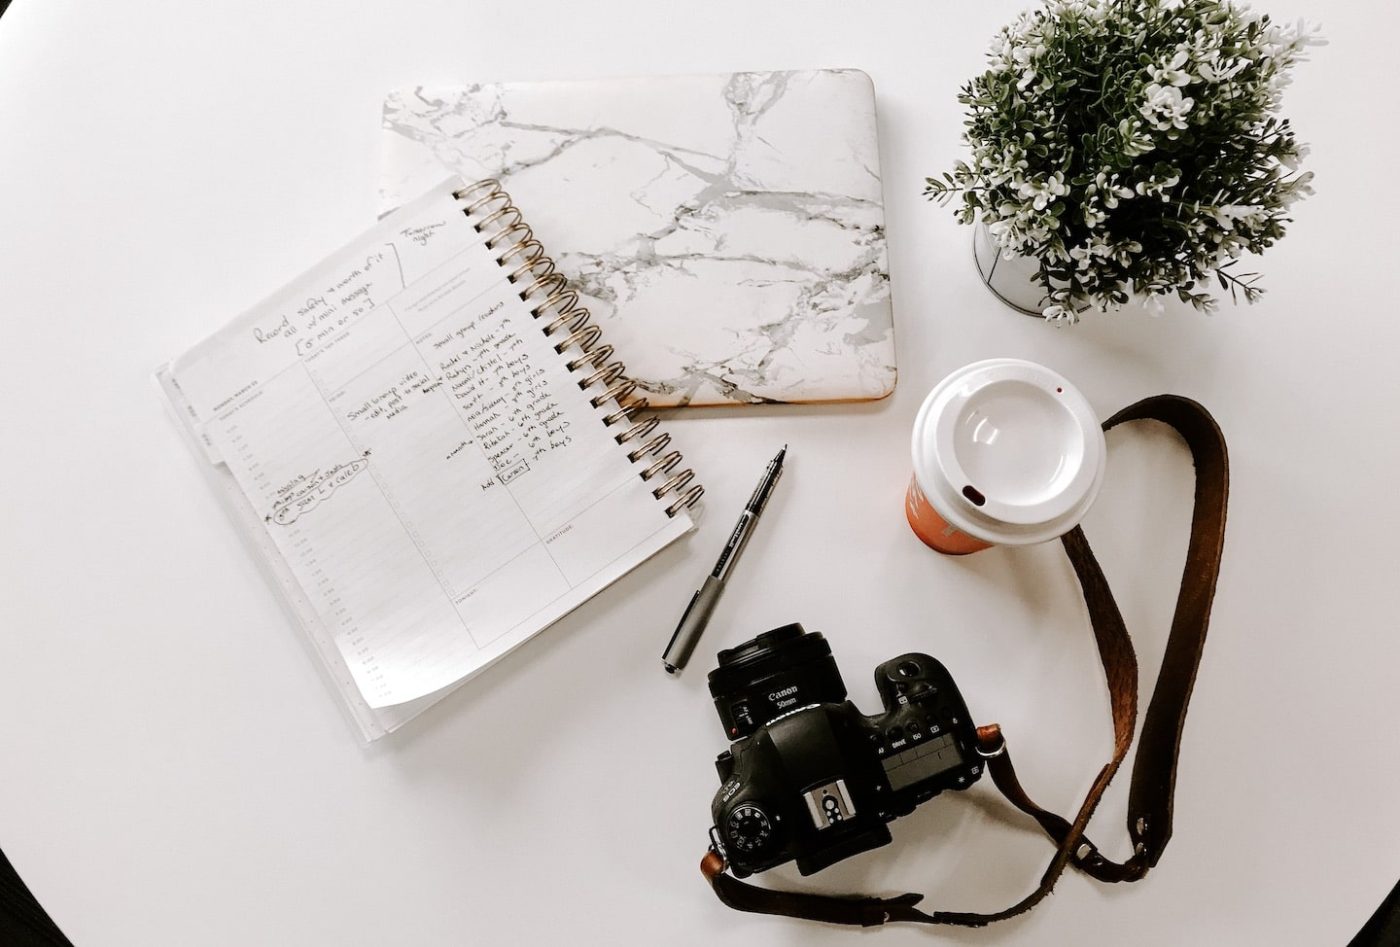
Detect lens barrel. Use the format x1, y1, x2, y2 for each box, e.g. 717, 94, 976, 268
708, 624, 847, 740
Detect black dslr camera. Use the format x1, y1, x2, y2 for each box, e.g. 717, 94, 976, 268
707, 624, 984, 878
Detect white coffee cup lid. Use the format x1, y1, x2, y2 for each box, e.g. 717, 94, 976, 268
911, 359, 1106, 545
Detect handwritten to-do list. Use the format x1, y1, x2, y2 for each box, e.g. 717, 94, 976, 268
166, 181, 692, 708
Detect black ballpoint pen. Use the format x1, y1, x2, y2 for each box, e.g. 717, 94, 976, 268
663, 446, 786, 674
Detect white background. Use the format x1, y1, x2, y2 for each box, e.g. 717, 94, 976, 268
2, 0, 1397, 944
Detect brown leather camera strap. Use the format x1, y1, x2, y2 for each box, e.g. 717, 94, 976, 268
700, 394, 1229, 927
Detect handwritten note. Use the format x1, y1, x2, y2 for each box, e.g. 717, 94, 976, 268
168, 179, 692, 708
269, 455, 371, 526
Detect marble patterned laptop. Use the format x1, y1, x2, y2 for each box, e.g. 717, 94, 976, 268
380, 69, 895, 407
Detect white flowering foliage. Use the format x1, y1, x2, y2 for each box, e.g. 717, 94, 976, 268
925, 0, 1323, 321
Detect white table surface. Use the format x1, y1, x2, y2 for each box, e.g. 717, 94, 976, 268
2, 1, 1397, 944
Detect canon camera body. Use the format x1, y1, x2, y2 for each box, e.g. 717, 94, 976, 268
707, 624, 984, 878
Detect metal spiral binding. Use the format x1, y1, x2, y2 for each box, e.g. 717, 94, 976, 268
451, 179, 703, 517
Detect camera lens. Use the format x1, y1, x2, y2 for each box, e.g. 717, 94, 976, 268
708, 623, 847, 740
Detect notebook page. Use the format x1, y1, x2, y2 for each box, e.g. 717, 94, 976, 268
169, 179, 692, 708
156, 365, 456, 741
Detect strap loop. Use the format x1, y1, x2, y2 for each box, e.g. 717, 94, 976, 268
974, 723, 1006, 757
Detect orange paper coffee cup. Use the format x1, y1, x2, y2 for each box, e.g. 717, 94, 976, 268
907, 359, 1106, 555
905, 477, 994, 554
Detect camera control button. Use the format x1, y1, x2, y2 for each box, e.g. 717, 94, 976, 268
726, 804, 774, 854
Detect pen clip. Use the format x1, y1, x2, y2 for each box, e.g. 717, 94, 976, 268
667, 589, 702, 647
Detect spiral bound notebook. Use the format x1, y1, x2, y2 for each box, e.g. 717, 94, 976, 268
158, 177, 703, 741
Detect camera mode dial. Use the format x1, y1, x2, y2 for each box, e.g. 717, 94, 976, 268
725, 804, 775, 855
